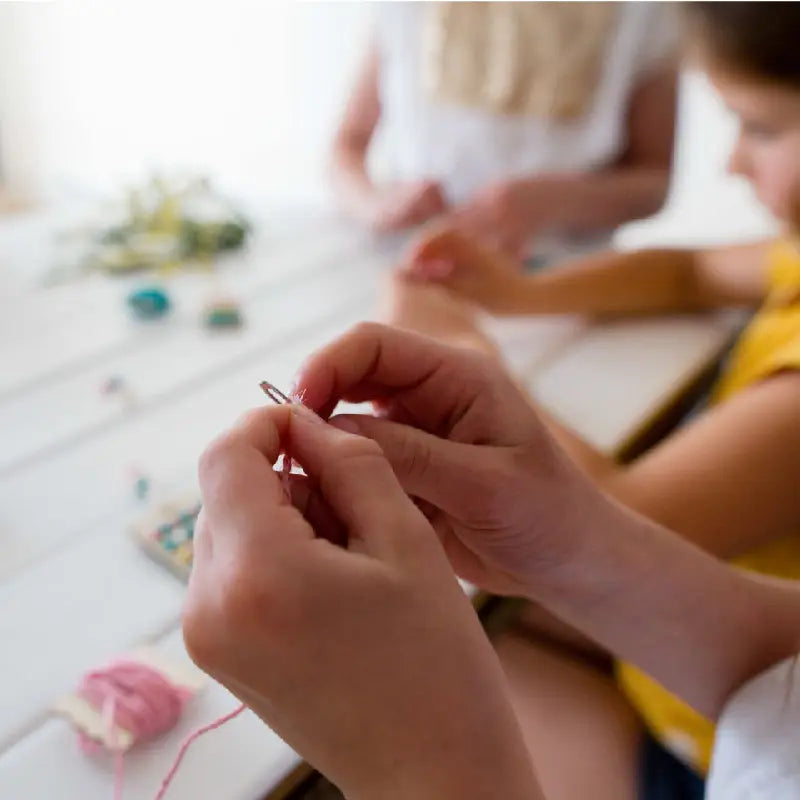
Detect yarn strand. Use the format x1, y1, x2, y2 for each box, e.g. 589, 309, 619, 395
153, 703, 247, 800
114, 749, 125, 800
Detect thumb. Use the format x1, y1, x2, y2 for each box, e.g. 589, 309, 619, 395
329, 414, 482, 517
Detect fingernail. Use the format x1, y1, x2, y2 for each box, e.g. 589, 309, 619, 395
329, 416, 361, 435
288, 373, 304, 398
291, 385, 307, 404
428, 258, 453, 277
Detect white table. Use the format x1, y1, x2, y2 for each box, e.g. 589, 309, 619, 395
0, 211, 737, 799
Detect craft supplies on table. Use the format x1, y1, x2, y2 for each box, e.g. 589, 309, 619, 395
127, 286, 172, 320
55, 648, 246, 800
132, 498, 201, 581
203, 298, 243, 328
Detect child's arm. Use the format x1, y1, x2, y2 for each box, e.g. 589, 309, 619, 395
544, 370, 800, 560
387, 263, 800, 561
406, 228, 770, 315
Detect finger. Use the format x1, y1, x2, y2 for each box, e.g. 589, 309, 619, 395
409, 200, 438, 226
406, 223, 463, 267
198, 404, 314, 549
373, 207, 404, 232
471, 224, 500, 252
328, 413, 484, 516
289, 405, 424, 554
288, 474, 347, 547
413, 186, 447, 221
294, 322, 452, 418
425, 258, 455, 278
199, 404, 289, 501
402, 257, 455, 282
408, 224, 493, 282
494, 231, 519, 257
446, 207, 483, 238
192, 507, 213, 565
425, 187, 448, 217
295, 323, 517, 442
406, 201, 438, 227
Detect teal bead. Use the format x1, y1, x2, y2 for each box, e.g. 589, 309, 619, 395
204, 305, 242, 328
134, 475, 150, 501
127, 286, 171, 319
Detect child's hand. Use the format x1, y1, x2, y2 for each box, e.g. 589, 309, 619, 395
366, 180, 447, 232
444, 178, 556, 257
185, 402, 538, 800
296, 323, 606, 598
403, 224, 527, 313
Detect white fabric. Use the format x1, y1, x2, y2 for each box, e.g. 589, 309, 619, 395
375, 1, 676, 205
707, 656, 800, 799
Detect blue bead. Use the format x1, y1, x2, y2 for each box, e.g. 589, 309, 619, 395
127, 286, 171, 319
134, 476, 150, 500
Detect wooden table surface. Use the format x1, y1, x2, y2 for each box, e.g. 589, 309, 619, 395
0, 210, 737, 799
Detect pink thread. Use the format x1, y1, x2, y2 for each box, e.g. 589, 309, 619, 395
75, 660, 246, 800
152, 703, 247, 800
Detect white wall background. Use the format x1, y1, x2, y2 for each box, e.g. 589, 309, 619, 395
0, 0, 780, 242
0, 0, 372, 207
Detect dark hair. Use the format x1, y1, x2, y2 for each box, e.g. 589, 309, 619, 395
684, 2, 800, 87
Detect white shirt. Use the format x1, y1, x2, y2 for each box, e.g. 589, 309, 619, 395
708, 656, 800, 799
374, 2, 676, 206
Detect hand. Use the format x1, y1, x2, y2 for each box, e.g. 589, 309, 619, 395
402, 224, 526, 313
366, 180, 447, 232
185, 403, 538, 800
295, 323, 606, 597
444, 178, 557, 257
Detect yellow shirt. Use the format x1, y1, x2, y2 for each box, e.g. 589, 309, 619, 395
617, 239, 800, 775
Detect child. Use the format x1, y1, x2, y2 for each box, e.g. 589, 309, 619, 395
394, 3, 800, 797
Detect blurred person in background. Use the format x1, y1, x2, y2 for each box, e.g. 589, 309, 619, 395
330, 1, 678, 263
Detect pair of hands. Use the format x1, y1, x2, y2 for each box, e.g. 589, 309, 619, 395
368, 177, 557, 257
184, 323, 605, 798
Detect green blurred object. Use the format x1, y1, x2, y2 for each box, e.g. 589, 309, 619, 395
89, 175, 250, 274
